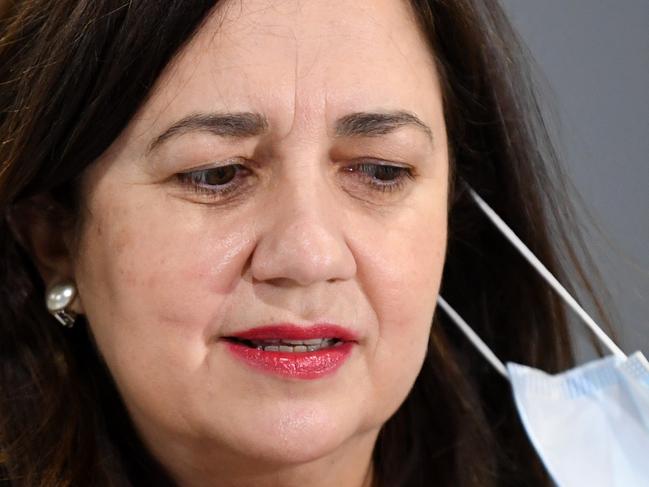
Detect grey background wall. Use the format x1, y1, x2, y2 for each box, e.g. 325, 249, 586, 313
499, 0, 649, 357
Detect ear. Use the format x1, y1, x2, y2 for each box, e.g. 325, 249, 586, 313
7, 195, 85, 315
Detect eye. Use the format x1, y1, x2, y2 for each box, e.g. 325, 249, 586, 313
176, 163, 251, 198
173, 159, 416, 203
342, 162, 415, 193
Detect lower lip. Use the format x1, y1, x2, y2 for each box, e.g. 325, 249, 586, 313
224, 341, 354, 379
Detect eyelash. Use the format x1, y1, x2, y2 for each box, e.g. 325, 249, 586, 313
175, 161, 416, 199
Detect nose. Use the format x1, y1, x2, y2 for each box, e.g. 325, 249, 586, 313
249, 166, 357, 287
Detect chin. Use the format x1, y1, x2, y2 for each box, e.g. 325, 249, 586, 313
205, 401, 363, 465
247, 433, 345, 465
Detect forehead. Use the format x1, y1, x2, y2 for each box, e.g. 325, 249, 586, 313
136, 0, 442, 141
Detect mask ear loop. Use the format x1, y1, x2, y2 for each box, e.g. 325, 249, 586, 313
437, 295, 510, 378
437, 184, 626, 378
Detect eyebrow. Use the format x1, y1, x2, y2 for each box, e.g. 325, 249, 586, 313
334, 110, 433, 142
147, 112, 269, 154
147, 109, 433, 154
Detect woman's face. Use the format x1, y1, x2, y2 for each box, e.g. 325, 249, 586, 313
72, 0, 448, 478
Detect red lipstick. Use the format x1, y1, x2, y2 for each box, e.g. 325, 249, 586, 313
222, 323, 357, 380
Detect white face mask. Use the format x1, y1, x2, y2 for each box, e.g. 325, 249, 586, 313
437, 186, 649, 487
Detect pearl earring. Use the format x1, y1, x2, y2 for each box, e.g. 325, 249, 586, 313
46, 280, 78, 328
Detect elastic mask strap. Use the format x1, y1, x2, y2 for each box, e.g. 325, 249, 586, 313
436, 185, 625, 378
437, 295, 510, 379
467, 186, 625, 359
437, 184, 626, 379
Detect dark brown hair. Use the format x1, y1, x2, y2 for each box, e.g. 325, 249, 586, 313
0, 0, 613, 485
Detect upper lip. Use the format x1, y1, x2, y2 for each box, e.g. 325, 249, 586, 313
225, 323, 359, 342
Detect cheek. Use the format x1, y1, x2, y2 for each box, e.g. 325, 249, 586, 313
369, 197, 447, 335
74, 184, 252, 386
354, 197, 447, 425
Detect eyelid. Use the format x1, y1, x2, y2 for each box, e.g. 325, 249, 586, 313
177, 157, 247, 173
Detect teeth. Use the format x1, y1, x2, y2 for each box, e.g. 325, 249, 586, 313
251, 338, 341, 353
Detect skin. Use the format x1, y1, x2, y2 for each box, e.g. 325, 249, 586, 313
35, 0, 450, 485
